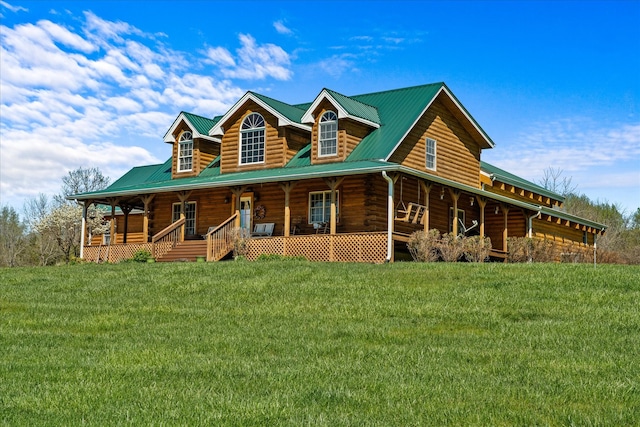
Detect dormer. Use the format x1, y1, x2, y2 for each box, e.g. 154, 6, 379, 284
164, 112, 221, 179
209, 92, 310, 174
301, 89, 380, 164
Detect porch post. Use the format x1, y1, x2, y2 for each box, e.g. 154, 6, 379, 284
230, 186, 247, 228
120, 205, 132, 244
176, 191, 192, 242
80, 201, 88, 259
280, 182, 296, 237
449, 189, 461, 236
108, 198, 118, 244
323, 177, 345, 235
140, 194, 155, 242
502, 204, 510, 252
419, 182, 432, 231
476, 197, 487, 238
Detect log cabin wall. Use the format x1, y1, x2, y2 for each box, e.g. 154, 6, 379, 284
220, 100, 288, 174
284, 127, 311, 164
533, 217, 592, 246
196, 139, 220, 172
89, 214, 144, 245
389, 96, 481, 188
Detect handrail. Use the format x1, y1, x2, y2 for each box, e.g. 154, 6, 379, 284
151, 217, 185, 260
152, 217, 185, 243
206, 213, 238, 261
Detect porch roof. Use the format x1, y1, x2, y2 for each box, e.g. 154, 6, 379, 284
72, 157, 606, 232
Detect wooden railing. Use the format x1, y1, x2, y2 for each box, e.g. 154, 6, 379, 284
151, 217, 185, 260
206, 213, 238, 261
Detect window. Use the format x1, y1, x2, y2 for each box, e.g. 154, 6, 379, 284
449, 207, 465, 234
309, 190, 339, 224
102, 231, 110, 245
240, 113, 265, 165
178, 131, 193, 172
426, 138, 436, 170
172, 202, 196, 236
319, 111, 338, 156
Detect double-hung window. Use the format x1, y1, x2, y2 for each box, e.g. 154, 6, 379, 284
172, 202, 196, 236
319, 111, 338, 156
240, 113, 265, 165
309, 190, 339, 224
178, 131, 193, 172
426, 137, 437, 170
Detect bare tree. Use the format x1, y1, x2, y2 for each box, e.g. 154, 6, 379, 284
23, 194, 60, 265
54, 167, 110, 206
537, 167, 578, 197
0, 205, 27, 267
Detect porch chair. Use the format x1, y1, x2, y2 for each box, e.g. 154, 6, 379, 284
252, 223, 274, 237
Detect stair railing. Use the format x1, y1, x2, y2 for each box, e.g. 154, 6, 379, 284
206, 213, 238, 261
151, 217, 185, 260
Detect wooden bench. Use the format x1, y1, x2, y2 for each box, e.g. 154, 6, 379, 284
251, 223, 274, 237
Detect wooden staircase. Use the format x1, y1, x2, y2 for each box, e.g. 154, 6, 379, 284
157, 240, 207, 262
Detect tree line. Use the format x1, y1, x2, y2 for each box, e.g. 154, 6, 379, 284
1, 167, 639, 266
1, 168, 110, 266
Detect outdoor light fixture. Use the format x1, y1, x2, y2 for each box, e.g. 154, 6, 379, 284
495, 206, 499, 214
440, 187, 445, 200
470, 196, 474, 206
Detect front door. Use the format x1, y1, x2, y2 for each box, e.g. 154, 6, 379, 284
240, 196, 252, 232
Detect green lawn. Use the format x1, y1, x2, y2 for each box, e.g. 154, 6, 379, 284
1, 261, 638, 426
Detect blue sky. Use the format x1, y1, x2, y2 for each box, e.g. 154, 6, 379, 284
1, 0, 639, 215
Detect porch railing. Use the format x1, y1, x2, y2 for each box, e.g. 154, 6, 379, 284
206, 213, 238, 261
151, 217, 185, 260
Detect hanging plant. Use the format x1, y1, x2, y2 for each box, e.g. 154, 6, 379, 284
254, 204, 266, 220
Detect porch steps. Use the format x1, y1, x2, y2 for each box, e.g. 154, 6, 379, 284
157, 240, 207, 262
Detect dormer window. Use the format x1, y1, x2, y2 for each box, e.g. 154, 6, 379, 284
178, 131, 193, 172
319, 111, 338, 156
240, 112, 265, 165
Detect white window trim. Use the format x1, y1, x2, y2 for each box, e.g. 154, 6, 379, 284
308, 190, 339, 224
318, 111, 338, 157
239, 112, 266, 166
426, 137, 437, 171
178, 131, 193, 172
172, 201, 197, 236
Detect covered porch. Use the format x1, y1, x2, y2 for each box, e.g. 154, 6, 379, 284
76, 166, 596, 264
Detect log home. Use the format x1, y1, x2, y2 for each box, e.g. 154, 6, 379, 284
72, 82, 606, 263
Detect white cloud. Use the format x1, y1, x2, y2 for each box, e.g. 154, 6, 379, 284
0, 11, 292, 210
0, 1, 27, 13
274, 20, 293, 35
216, 34, 292, 81
204, 46, 236, 67
483, 119, 640, 206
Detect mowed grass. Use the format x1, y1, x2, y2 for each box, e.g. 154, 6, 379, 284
0, 261, 638, 426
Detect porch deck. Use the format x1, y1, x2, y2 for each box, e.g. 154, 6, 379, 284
83, 232, 390, 264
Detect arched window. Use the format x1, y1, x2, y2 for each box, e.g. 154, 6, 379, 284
319, 111, 338, 156
178, 131, 193, 172
240, 113, 265, 165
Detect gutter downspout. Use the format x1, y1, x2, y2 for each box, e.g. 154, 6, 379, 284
382, 171, 394, 263
527, 209, 542, 238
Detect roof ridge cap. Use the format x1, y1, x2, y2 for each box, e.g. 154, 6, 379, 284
350, 82, 444, 99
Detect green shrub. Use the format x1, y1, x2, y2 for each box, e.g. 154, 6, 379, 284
131, 249, 152, 263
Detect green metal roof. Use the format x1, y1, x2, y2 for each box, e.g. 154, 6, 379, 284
480, 161, 565, 202
250, 92, 306, 124
182, 112, 221, 135
345, 83, 445, 161
324, 88, 381, 125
